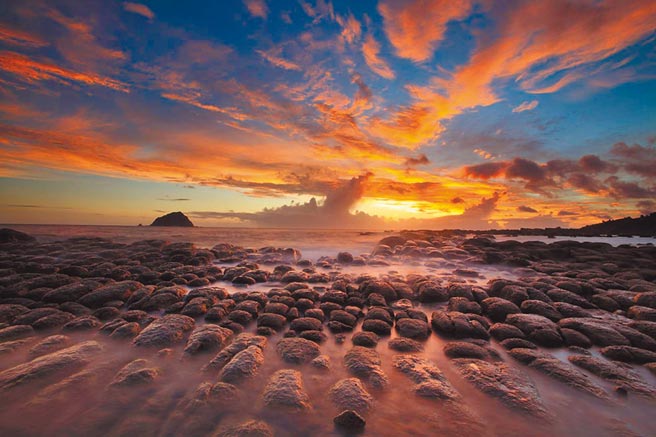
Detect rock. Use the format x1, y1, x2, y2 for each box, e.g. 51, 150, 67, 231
481, 297, 520, 322
558, 318, 629, 347
627, 306, 656, 321
507, 349, 608, 399
344, 346, 388, 388
261, 369, 311, 410
417, 282, 448, 303
110, 322, 141, 339
183, 324, 233, 356
500, 338, 537, 350
396, 318, 430, 340
219, 345, 264, 383
28, 335, 71, 358
109, 359, 159, 387
443, 342, 489, 360
276, 337, 320, 364
150, 211, 194, 227
569, 354, 656, 398
62, 316, 101, 331
560, 328, 592, 348
600, 345, 656, 364
0, 304, 29, 324
0, 324, 34, 342
290, 317, 323, 332
257, 313, 287, 331
33, 311, 76, 330
448, 297, 482, 314
337, 252, 354, 263
362, 319, 392, 336
505, 313, 563, 347
392, 355, 460, 400
78, 281, 142, 308
0, 341, 102, 391
430, 311, 489, 340
489, 323, 526, 341
388, 337, 424, 352
452, 358, 549, 418
352, 331, 379, 348
43, 281, 100, 303
205, 334, 267, 371
216, 420, 273, 437
329, 378, 374, 412
133, 314, 195, 348
520, 300, 561, 321
333, 410, 366, 431
311, 354, 330, 369
330, 310, 357, 327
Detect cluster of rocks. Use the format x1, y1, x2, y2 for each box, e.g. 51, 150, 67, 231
0, 229, 655, 435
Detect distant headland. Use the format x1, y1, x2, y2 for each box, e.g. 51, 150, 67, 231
150, 211, 194, 227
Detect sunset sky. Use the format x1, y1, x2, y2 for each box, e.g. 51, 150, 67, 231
1, 0, 655, 228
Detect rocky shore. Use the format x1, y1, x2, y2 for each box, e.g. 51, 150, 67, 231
0, 228, 655, 436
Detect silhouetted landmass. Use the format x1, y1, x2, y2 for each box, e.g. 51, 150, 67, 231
150, 211, 194, 227
0, 228, 36, 243
397, 212, 656, 238
577, 213, 656, 236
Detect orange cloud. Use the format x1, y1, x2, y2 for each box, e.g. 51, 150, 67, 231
244, 0, 268, 19
0, 51, 128, 92
0, 25, 48, 48
362, 34, 395, 79
123, 2, 155, 20
378, 0, 472, 62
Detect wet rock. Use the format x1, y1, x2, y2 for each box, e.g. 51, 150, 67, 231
330, 310, 357, 327
489, 323, 526, 341
396, 318, 430, 340
360, 280, 398, 302
388, 337, 424, 352
600, 345, 656, 364
219, 345, 265, 383
184, 324, 233, 356
216, 420, 273, 437
500, 338, 537, 350
110, 322, 141, 339
333, 410, 366, 431
481, 297, 520, 322
553, 302, 589, 318
393, 355, 460, 400
290, 317, 323, 332
205, 334, 267, 372
430, 311, 489, 340
28, 334, 71, 358
311, 354, 330, 369
62, 316, 101, 331
506, 313, 563, 347
507, 349, 608, 399
627, 306, 656, 322
344, 346, 388, 388
558, 318, 629, 347
448, 297, 482, 314
452, 358, 549, 418
352, 331, 379, 348
569, 354, 656, 398
78, 280, 142, 308
417, 282, 448, 303
133, 314, 195, 348
32, 311, 76, 330
0, 341, 102, 391
0, 324, 34, 342
560, 328, 592, 348
497, 285, 529, 306
629, 320, 656, 340
362, 319, 392, 336
299, 330, 327, 343
276, 337, 320, 364
109, 359, 159, 387
520, 300, 561, 321
547, 288, 594, 309
329, 378, 373, 412
0, 339, 31, 355
443, 342, 489, 360
257, 313, 287, 331
0, 304, 29, 324
92, 306, 120, 321
261, 369, 311, 410
42, 281, 100, 303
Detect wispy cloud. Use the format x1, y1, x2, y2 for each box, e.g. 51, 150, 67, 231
512, 100, 539, 113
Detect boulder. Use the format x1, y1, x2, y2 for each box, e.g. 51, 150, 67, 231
261, 369, 311, 410
133, 314, 195, 348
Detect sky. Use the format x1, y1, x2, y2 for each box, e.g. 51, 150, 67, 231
0, 0, 655, 229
